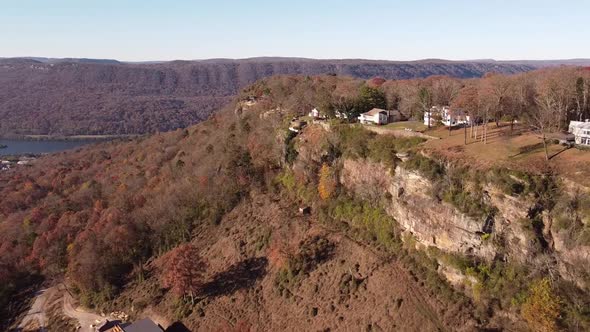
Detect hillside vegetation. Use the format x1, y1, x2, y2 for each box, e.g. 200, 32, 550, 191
2, 72, 590, 331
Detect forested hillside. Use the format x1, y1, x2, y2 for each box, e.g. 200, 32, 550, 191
3, 70, 590, 331
0, 57, 536, 136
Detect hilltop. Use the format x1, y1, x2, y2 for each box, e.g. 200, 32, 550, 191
2, 72, 590, 331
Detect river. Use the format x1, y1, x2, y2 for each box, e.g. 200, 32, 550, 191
0, 139, 96, 156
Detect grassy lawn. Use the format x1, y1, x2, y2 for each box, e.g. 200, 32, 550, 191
384, 121, 428, 132
421, 122, 590, 187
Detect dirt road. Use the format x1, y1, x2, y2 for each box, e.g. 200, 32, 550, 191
18, 284, 110, 332
62, 288, 107, 332
18, 287, 56, 331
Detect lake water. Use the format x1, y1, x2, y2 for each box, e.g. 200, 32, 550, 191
0, 139, 96, 156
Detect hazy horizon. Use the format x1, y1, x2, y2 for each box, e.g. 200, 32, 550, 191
4, 56, 590, 64
2, 0, 590, 62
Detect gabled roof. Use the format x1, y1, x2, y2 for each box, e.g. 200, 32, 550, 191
361, 108, 388, 116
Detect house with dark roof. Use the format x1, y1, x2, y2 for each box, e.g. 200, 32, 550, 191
122, 318, 164, 332
97, 318, 164, 332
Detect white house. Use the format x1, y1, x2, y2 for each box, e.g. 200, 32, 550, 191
569, 120, 590, 146
335, 111, 348, 119
424, 106, 470, 127
358, 108, 389, 125
424, 106, 446, 126
442, 108, 470, 127
308, 107, 323, 119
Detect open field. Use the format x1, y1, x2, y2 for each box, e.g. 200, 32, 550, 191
384, 121, 428, 132
419, 123, 590, 187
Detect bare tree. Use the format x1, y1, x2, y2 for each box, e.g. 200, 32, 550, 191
418, 87, 433, 129
432, 76, 462, 106
487, 73, 512, 127
537, 69, 576, 130
575, 72, 590, 121
477, 79, 498, 144
532, 77, 564, 161
509, 74, 535, 134
452, 85, 479, 145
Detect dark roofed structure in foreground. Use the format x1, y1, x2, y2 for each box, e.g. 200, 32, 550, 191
99, 318, 164, 332
123, 318, 164, 332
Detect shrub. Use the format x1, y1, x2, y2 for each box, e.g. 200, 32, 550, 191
488, 169, 527, 196
275, 236, 335, 296
366, 135, 398, 168
284, 130, 298, 165
552, 191, 590, 246
324, 196, 400, 251
403, 154, 444, 180
521, 278, 562, 332
318, 163, 337, 200
333, 125, 374, 159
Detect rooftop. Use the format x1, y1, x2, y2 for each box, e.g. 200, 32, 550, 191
122, 318, 163, 332
362, 108, 388, 116
570, 120, 590, 130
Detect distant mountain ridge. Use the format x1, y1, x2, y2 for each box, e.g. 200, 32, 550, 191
0, 57, 122, 64
3, 56, 590, 66
0, 56, 581, 136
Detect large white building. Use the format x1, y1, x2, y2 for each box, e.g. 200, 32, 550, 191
424, 106, 470, 127
569, 120, 590, 146
358, 108, 389, 125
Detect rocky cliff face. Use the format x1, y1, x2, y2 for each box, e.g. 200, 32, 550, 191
341, 159, 495, 258
340, 158, 590, 289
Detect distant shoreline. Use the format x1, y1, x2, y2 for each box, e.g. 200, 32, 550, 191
0, 134, 141, 141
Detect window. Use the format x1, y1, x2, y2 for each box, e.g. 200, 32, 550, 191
582, 137, 590, 145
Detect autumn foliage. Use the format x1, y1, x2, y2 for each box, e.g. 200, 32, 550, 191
1, 67, 590, 330
521, 278, 562, 332
161, 243, 207, 302
318, 163, 337, 200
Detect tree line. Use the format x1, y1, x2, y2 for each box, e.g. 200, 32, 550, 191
304, 67, 590, 160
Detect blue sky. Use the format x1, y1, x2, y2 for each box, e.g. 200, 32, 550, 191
1, 0, 588, 61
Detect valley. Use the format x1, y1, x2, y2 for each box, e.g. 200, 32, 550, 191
0, 57, 537, 137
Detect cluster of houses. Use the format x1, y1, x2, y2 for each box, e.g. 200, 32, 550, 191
306, 107, 404, 125
0, 157, 34, 171
306, 105, 464, 127
301, 105, 590, 149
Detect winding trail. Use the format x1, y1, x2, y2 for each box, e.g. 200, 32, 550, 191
18, 287, 55, 331
62, 288, 107, 332
18, 284, 111, 332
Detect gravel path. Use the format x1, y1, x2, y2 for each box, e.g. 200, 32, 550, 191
18, 287, 55, 331
18, 284, 110, 332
